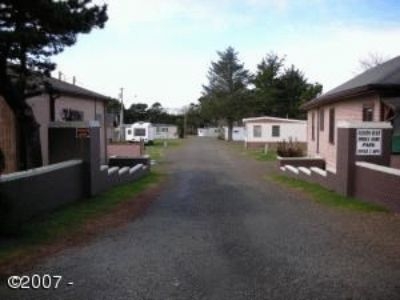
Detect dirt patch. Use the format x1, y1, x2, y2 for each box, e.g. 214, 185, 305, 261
0, 180, 167, 278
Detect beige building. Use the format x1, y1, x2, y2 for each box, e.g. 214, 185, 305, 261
0, 77, 110, 174
302, 55, 400, 172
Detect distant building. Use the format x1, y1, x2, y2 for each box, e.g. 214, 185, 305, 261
153, 123, 178, 139
223, 126, 245, 141
243, 116, 307, 149
198, 127, 220, 137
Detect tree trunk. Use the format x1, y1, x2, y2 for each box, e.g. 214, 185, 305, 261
227, 120, 233, 142
0, 67, 43, 170
17, 111, 43, 170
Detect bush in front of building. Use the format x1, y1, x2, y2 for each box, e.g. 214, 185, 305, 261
277, 139, 303, 157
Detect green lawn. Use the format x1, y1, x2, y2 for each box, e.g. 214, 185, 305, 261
0, 172, 163, 264
225, 141, 277, 162
269, 174, 388, 212
145, 139, 184, 161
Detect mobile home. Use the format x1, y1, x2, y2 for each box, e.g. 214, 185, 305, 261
243, 116, 307, 149
153, 124, 178, 139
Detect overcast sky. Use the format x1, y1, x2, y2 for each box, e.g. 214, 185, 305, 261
52, 0, 400, 110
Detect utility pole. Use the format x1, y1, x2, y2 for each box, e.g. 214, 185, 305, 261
119, 87, 124, 142
183, 106, 188, 138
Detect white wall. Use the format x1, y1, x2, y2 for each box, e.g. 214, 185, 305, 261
244, 122, 307, 143
223, 126, 245, 141
198, 127, 220, 137
154, 125, 178, 139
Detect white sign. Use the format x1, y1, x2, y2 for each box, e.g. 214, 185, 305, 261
356, 129, 382, 156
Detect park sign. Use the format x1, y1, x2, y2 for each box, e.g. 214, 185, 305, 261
356, 129, 382, 155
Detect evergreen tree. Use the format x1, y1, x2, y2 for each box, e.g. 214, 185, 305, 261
202, 46, 251, 141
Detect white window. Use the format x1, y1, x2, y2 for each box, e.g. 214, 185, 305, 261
253, 125, 262, 137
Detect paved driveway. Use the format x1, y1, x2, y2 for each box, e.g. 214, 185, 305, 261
1, 137, 400, 299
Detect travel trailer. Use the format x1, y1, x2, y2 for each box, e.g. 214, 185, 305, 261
125, 122, 155, 144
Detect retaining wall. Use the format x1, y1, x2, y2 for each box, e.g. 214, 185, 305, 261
0, 160, 85, 228
354, 162, 400, 212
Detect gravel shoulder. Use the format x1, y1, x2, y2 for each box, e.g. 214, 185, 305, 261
1, 137, 399, 300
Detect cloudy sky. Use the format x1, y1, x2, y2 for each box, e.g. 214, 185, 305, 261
52, 0, 400, 110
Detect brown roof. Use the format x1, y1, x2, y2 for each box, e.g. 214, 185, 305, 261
45, 77, 111, 101
302, 56, 400, 110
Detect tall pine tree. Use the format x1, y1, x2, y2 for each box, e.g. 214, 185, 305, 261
202, 46, 251, 141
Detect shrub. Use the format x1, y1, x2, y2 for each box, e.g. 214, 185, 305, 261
277, 138, 304, 157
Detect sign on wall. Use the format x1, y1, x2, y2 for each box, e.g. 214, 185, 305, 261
356, 129, 382, 155
76, 128, 90, 139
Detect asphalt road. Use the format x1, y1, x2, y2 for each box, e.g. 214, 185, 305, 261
1, 137, 400, 300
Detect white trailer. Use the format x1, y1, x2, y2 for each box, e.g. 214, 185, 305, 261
125, 122, 155, 144
223, 126, 245, 141
197, 127, 220, 137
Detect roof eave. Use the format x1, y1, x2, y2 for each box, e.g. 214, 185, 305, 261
301, 84, 400, 111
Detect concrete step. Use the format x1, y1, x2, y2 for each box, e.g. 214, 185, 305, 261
285, 165, 299, 174
310, 167, 327, 177
118, 166, 130, 175
298, 166, 311, 175
108, 166, 119, 175
129, 164, 144, 174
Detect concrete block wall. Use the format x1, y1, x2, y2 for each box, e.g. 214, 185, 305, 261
354, 162, 400, 212
0, 160, 85, 228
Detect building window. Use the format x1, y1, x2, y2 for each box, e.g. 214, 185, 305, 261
319, 109, 324, 131
329, 108, 335, 144
127, 129, 132, 135
272, 125, 280, 137
311, 112, 315, 141
362, 105, 374, 121
253, 125, 262, 137
134, 128, 146, 136
161, 127, 168, 132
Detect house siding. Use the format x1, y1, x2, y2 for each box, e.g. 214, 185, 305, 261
0, 97, 17, 173
307, 93, 381, 171
55, 96, 106, 164
245, 122, 307, 143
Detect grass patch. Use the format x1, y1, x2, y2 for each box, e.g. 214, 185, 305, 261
145, 139, 184, 161
247, 149, 277, 161
0, 172, 163, 263
269, 174, 389, 212
224, 141, 277, 162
